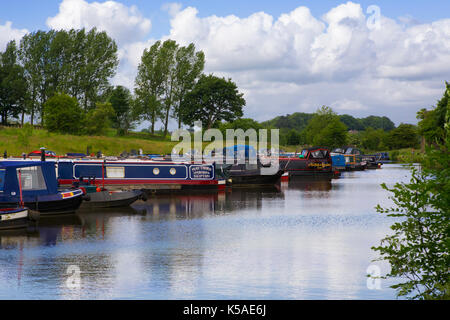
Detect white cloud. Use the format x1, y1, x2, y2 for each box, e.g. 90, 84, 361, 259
48, 1, 447, 126
154, 2, 450, 125
0, 21, 28, 51
46, 0, 151, 44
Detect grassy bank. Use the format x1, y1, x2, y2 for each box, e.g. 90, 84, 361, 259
0, 126, 178, 156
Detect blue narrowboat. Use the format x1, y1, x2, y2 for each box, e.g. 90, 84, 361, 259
0, 161, 84, 215
55, 159, 225, 191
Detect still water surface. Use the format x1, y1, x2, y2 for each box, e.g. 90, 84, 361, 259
0, 164, 411, 299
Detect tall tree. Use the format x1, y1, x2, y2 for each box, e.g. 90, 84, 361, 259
0, 41, 27, 125
19, 30, 52, 125
108, 85, 135, 135
135, 40, 165, 134
173, 43, 205, 129
180, 74, 246, 129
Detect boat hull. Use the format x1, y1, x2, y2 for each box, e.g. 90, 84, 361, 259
80, 190, 143, 209
0, 194, 83, 216
0, 208, 31, 230
229, 170, 284, 186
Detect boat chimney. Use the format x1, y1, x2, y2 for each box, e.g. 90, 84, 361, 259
40, 147, 46, 162
22, 152, 26, 160
3, 150, 6, 159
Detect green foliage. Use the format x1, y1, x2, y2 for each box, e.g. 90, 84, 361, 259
84, 102, 114, 136
301, 106, 348, 148
360, 127, 388, 151
417, 82, 450, 146
19, 28, 118, 123
385, 124, 419, 150
43, 93, 83, 134
373, 84, 450, 299
262, 112, 395, 133
135, 39, 204, 136
17, 123, 33, 147
0, 41, 27, 124
218, 118, 262, 133
286, 129, 302, 146
181, 74, 245, 129
107, 86, 136, 135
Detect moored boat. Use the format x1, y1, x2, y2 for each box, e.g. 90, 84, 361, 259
279, 147, 337, 179
0, 161, 84, 215
0, 207, 37, 230
55, 159, 226, 192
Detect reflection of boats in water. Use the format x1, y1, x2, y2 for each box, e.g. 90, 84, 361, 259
285, 178, 332, 191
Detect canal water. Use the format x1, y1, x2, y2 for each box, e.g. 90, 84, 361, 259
0, 164, 411, 299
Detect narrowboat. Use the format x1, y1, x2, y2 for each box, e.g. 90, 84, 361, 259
279, 147, 339, 179
332, 147, 366, 171
56, 159, 226, 192
211, 145, 284, 186
361, 155, 382, 169
0, 161, 84, 215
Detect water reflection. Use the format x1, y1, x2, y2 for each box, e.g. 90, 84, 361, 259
0, 165, 409, 299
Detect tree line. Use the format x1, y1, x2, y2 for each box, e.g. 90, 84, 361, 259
0, 29, 246, 136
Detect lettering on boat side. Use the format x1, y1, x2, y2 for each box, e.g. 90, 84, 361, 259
183, 304, 266, 317
190, 165, 214, 179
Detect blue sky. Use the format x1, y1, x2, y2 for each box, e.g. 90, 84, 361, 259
2, 1, 450, 36
1, 1, 449, 127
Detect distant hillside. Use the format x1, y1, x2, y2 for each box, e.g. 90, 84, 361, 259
261, 112, 395, 132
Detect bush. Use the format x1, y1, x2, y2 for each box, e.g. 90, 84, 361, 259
43, 93, 83, 134
84, 102, 114, 136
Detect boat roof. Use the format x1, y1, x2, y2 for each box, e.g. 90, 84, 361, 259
0, 160, 51, 168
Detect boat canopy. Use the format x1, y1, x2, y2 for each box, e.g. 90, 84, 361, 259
222, 145, 257, 159
0, 161, 58, 197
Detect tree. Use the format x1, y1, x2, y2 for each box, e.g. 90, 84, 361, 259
360, 127, 388, 151
219, 118, 261, 132
135, 40, 166, 135
181, 74, 245, 129
417, 82, 450, 147
385, 124, 419, 150
372, 85, 450, 299
108, 86, 135, 135
84, 102, 114, 135
286, 129, 302, 146
172, 43, 205, 129
313, 117, 348, 148
19, 28, 118, 123
302, 106, 347, 148
43, 93, 83, 134
0, 40, 27, 125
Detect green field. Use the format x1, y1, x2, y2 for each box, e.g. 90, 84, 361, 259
0, 126, 178, 156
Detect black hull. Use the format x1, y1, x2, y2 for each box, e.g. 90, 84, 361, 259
0, 195, 83, 216
80, 190, 142, 209
230, 171, 283, 186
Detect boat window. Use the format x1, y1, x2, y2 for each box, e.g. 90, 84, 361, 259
301, 150, 309, 157
16, 166, 47, 191
0, 169, 5, 192
345, 156, 354, 163
106, 167, 125, 178
310, 150, 326, 159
